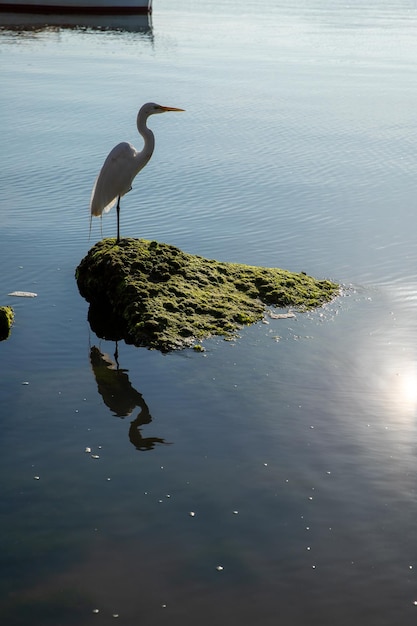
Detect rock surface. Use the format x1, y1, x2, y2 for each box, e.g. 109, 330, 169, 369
0, 306, 14, 341
76, 238, 339, 351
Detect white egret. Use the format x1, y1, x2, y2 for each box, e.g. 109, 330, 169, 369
90, 102, 184, 242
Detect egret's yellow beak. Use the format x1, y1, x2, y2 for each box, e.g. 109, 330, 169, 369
160, 106, 185, 112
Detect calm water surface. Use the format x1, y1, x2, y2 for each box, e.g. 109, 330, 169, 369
1, 1, 417, 624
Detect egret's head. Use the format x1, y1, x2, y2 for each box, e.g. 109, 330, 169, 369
142, 102, 185, 116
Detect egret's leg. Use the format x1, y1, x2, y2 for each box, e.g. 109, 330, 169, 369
116, 196, 121, 243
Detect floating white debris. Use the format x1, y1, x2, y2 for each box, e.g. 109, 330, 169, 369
33, 476, 40, 480
189, 511, 195, 517
91, 455, 100, 459
22, 381, 29, 385
112, 614, 119, 618
8, 291, 37, 298
92, 609, 99, 614
216, 565, 224, 571
268, 311, 296, 319
85, 447, 92, 453
232, 510, 239, 515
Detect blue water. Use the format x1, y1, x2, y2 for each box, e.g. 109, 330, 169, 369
1, 1, 417, 624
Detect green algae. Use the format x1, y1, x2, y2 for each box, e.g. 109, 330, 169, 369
0, 306, 14, 341
76, 238, 339, 352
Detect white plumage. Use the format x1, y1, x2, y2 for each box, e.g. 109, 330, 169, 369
90, 102, 184, 242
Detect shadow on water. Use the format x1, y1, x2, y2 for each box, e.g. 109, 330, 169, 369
89, 344, 170, 451
87, 298, 125, 344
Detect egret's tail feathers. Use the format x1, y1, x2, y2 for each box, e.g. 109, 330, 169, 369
90, 174, 117, 217
90, 195, 117, 217
103, 198, 117, 214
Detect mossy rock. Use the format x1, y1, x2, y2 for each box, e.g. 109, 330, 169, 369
75, 238, 338, 351
0, 306, 14, 341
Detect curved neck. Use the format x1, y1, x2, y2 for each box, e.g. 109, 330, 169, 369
136, 110, 155, 170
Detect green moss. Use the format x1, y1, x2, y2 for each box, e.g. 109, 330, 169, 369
0, 306, 14, 341
76, 238, 339, 351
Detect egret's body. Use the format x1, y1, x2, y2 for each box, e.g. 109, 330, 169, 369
90, 102, 184, 242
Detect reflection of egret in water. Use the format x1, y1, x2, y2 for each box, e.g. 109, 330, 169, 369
90, 345, 170, 451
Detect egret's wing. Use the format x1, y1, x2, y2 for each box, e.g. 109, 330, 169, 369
90, 142, 139, 216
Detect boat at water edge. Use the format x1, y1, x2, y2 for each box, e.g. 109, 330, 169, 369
0, 0, 152, 14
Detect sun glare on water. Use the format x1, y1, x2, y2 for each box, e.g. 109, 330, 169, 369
396, 367, 417, 411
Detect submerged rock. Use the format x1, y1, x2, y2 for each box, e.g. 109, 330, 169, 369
0, 306, 14, 341
75, 238, 338, 351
